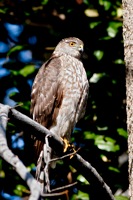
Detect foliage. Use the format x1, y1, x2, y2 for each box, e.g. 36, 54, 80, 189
0, 0, 127, 199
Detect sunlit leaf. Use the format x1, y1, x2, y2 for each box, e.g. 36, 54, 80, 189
69, 165, 77, 173
84, 9, 99, 17
27, 163, 36, 171
94, 136, 120, 152
114, 59, 124, 64
72, 190, 90, 200
13, 189, 22, 196
16, 184, 27, 191
89, 73, 105, 83
14, 184, 29, 196
117, 128, 128, 139
115, 195, 129, 200
107, 21, 122, 38
77, 175, 89, 185
93, 50, 104, 60
108, 166, 120, 173
101, 154, 109, 162
83, 131, 96, 139
7, 45, 24, 56
97, 126, 108, 131
99, 36, 112, 40
89, 21, 101, 29
19, 65, 35, 77
0, 170, 5, 178
99, 0, 111, 10
117, 8, 123, 17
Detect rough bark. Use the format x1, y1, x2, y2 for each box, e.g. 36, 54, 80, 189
122, 0, 133, 198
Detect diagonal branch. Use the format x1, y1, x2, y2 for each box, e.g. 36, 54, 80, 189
0, 104, 41, 200
8, 104, 115, 200
0, 103, 115, 200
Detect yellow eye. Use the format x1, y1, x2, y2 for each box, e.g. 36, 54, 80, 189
69, 42, 76, 46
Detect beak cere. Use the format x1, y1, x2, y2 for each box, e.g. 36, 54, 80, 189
79, 44, 84, 53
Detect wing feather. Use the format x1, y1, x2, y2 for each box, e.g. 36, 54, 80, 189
30, 55, 63, 158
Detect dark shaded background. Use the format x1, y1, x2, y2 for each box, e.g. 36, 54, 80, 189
0, 0, 128, 199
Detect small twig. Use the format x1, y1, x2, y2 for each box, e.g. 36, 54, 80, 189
41, 189, 68, 197
50, 181, 78, 192
11, 103, 24, 109
49, 148, 80, 163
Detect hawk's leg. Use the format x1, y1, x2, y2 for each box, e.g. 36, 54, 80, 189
44, 134, 52, 193
36, 150, 45, 192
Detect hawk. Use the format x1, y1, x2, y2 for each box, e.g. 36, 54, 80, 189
30, 37, 89, 166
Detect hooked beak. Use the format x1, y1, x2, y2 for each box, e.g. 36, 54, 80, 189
79, 44, 84, 53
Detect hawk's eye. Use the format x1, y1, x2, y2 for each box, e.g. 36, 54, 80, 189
69, 42, 76, 46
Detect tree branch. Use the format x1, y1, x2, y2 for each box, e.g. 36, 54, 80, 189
71, 154, 115, 200
1, 103, 115, 200
0, 104, 41, 200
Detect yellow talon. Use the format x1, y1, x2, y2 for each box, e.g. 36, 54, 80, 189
61, 138, 77, 159
62, 138, 70, 152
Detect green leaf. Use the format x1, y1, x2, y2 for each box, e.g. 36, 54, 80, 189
27, 163, 36, 171
0, 8, 7, 14
41, 0, 49, 5
117, 128, 128, 139
99, 0, 112, 11
11, 65, 36, 77
18, 101, 31, 110
10, 70, 19, 76
16, 184, 27, 191
0, 170, 5, 178
93, 50, 104, 60
97, 126, 108, 131
89, 21, 101, 29
107, 21, 122, 38
108, 166, 120, 173
77, 175, 89, 185
13, 189, 22, 196
13, 184, 28, 197
83, 131, 96, 140
115, 195, 129, 200
7, 45, 24, 56
94, 135, 120, 152
117, 7, 123, 18
19, 65, 35, 77
114, 59, 124, 64
72, 190, 90, 200
89, 73, 105, 83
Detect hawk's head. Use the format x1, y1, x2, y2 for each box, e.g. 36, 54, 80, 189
54, 37, 84, 59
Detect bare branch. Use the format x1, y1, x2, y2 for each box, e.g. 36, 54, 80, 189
1, 103, 115, 200
0, 103, 41, 200
71, 154, 115, 200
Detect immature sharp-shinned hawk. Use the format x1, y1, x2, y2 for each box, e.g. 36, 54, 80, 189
30, 37, 89, 167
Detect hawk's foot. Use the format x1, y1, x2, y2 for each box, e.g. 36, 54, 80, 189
62, 138, 71, 152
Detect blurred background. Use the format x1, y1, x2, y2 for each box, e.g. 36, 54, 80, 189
0, 0, 127, 199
